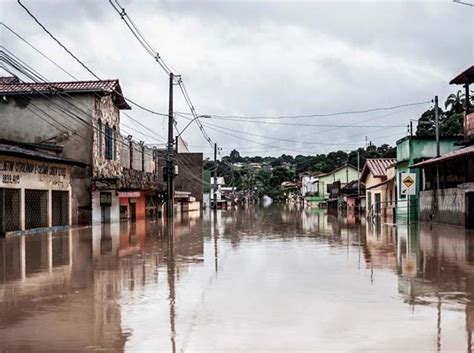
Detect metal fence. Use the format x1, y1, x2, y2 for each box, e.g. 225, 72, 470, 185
52, 191, 69, 226
25, 189, 48, 230
0, 188, 21, 234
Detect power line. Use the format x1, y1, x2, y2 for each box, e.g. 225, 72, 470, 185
1, 22, 168, 142
108, 0, 215, 147
9, 7, 169, 118
204, 116, 406, 128
177, 101, 430, 120
453, 0, 474, 7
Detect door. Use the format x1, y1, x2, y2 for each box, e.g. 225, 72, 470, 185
101, 206, 111, 223
467, 192, 474, 228
375, 193, 381, 216
129, 203, 136, 221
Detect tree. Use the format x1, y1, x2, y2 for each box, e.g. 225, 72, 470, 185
445, 90, 465, 114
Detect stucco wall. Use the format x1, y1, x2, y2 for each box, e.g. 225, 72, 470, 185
419, 186, 472, 226
0, 94, 95, 225
318, 166, 359, 199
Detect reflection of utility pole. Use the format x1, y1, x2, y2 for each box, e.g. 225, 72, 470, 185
167, 239, 177, 353
213, 143, 218, 211
357, 150, 361, 212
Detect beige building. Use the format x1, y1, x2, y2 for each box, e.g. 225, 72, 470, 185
0, 140, 83, 235
361, 158, 397, 220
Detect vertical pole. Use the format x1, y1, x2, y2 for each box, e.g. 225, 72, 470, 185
213, 143, 217, 211
167, 73, 174, 221
357, 150, 360, 212
410, 121, 413, 136
435, 96, 440, 157
435, 95, 440, 192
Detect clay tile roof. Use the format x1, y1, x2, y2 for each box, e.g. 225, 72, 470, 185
361, 158, 396, 181
0, 79, 131, 109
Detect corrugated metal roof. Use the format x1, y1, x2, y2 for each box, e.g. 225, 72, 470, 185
412, 145, 474, 168
363, 158, 397, 178
0, 79, 131, 109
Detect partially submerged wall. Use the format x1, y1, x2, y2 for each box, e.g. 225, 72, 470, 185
419, 185, 473, 226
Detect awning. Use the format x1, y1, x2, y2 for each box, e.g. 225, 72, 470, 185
411, 145, 474, 168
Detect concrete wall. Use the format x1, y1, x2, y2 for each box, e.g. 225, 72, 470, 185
0, 95, 95, 225
419, 185, 474, 226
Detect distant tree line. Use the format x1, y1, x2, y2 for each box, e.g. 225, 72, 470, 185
204, 90, 471, 201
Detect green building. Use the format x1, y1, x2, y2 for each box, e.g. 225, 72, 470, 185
395, 136, 460, 223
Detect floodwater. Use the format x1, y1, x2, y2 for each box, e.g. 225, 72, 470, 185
0, 206, 473, 353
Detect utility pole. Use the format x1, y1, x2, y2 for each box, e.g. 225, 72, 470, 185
213, 143, 218, 211
435, 95, 440, 191
357, 150, 360, 212
435, 95, 440, 157
166, 73, 174, 221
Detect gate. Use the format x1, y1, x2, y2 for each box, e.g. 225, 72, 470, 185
25, 189, 48, 229
52, 191, 69, 226
0, 188, 21, 234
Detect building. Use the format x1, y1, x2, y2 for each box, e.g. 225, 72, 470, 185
395, 136, 460, 223
361, 158, 396, 219
314, 165, 359, 204
0, 140, 84, 235
300, 173, 320, 207
0, 78, 132, 225
118, 136, 161, 221
413, 65, 474, 227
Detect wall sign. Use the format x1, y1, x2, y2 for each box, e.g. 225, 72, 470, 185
400, 172, 416, 196
0, 159, 67, 177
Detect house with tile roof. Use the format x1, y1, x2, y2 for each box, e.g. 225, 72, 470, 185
361, 158, 397, 219
0, 77, 159, 226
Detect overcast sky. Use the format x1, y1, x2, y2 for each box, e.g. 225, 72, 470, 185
1, 0, 473, 158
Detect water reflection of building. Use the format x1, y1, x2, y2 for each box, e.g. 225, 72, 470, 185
396, 224, 474, 352
0, 215, 204, 352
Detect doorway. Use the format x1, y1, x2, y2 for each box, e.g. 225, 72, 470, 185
467, 192, 474, 228
129, 202, 136, 221
375, 193, 381, 216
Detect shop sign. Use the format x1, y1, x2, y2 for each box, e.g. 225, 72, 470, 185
118, 191, 141, 198
0, 159, 67, 177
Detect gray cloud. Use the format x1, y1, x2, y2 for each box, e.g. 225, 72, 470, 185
1, 0, 473, 157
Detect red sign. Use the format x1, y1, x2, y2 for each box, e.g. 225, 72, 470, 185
118, 191, 141, 198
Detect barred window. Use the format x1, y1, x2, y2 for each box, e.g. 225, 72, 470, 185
113, 126, 117, 160
105, 123, 113, 160
97, 119, 103, 157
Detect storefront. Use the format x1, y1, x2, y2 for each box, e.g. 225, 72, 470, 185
0, 142, 80, 236
118, 191, 145, 221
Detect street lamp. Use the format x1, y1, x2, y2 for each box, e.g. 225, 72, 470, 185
177, 114, 211, 137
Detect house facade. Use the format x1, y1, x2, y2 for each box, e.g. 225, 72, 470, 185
361, 158, 396, 219
395, 136, 461, 223
414, 65, 474, 227
317, 165, 359, 202
0, 77, 162, 225
0, 140, 83, 235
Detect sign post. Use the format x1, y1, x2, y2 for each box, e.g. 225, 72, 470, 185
400, 172, 417, 224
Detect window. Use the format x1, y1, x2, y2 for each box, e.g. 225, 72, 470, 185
105, 123, 113, 160
97, 119, 102, 157
113, 126, 117, 160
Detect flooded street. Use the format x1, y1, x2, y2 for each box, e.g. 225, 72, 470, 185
1, 206, 473, 353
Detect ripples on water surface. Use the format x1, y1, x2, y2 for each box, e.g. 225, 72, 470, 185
0, 206, 473, 352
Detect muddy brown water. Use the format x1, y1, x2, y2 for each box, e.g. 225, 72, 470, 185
0, 206, 473, 352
